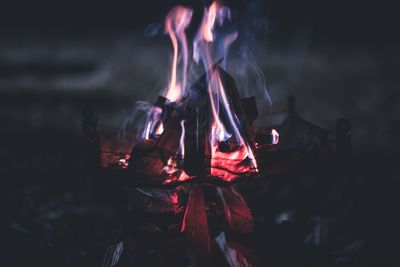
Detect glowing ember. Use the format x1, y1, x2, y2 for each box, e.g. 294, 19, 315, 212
118, 155, 130, 169
210, 142, 256, 181
164, 157, 178, 175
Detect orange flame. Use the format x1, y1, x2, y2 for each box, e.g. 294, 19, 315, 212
164, 6, 193, 102
193, 1, 220, 63
199, 1, 219, 43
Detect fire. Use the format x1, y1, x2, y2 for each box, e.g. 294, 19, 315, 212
161, 119, 192, 184
271, 128, 279, 145
144, 121, 152, 140
193, 1, 258, 179
193, 1, 233, 63
215, 74, 258, 172
132, 1, 266, 182
179, 120, 186, 157
208, 82, 230, 142
164, 6, 193, 102
154, 121, 164, 135
198, 1, 219, 43
142, 107, 162, 139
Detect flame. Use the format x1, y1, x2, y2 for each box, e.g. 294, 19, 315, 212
216, 76, 258, 171
193, 1, 258, 179
193, 1, 233, 63
162, 120, 189, 182
164, 6, 193, 102
193, 1, 220, 63
208, 83, 230, 141
206, 75, 258, 182
271, 128, 279, 145
142, 107, 162, 139
154, 121, 164, 135
199, 1, 219, 43
207, 73, 258, 176
193, 1, 235, 142
144, 121, 152, 140
179, 120, 186, 157
139, 2, 264, 183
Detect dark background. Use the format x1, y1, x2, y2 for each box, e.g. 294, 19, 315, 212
1, 0, 399, 266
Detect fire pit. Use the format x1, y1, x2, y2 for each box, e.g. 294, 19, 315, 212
83, 1, 351, 266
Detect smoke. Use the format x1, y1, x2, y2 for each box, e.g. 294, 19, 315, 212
118, 100, 154, 142
228, 0, 273, 113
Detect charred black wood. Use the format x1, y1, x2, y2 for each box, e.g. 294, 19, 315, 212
241, 96, 259, 124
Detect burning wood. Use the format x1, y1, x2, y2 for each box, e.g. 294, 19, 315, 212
127, 63, 264, 184
93, 1, 349, 266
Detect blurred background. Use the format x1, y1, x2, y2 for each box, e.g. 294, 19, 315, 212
1, 0, 399, 266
